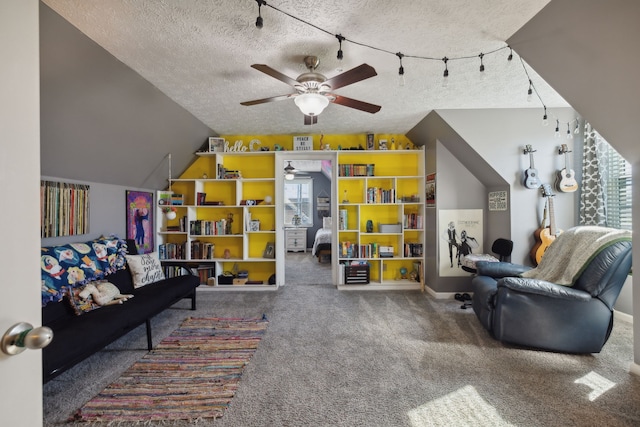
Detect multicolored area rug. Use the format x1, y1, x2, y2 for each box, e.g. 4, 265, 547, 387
71, 316, 268, 423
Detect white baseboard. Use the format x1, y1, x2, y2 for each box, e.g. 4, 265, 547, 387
630, 362, 640, 377
614, 310, 633, 324
425, 287, 472, 300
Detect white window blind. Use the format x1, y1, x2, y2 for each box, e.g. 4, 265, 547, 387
602, 142, 632, 230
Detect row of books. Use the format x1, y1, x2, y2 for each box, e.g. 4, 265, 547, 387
339, 242, 392, 259
189, 219, 231, 236
165, 215, 188, 232
191, 240, 215, 260
403, 242, 424, 257
196, 192, 224, 206
366, 187, 395, 204
217, 164, 242, 179
40, 180, 90, 238
403, 213, 424, 230
158, 243, 186, 260
338, 163, 375, 177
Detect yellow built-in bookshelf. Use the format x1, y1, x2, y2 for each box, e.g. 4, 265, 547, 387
156, 151, 277, 290
156, 133, 423, 291
336, 150, 425, 290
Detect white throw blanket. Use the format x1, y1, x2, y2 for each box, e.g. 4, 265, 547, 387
520, 226, 632, 286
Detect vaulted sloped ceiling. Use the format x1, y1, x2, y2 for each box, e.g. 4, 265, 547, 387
42, 0, 567, 136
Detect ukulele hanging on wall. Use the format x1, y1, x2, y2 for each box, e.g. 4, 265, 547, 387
555, 144, 579, 193
523, 145, 541, 189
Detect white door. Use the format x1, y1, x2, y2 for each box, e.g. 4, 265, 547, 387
0, 2, 43, 425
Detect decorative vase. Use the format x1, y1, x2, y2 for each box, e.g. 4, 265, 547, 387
366, 220, 373, 233
165, 210, 177, 220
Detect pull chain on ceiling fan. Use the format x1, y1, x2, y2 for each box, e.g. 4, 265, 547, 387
241, 56, 381, 125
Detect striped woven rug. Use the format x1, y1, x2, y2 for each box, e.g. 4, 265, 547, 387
71, 316, 268, 423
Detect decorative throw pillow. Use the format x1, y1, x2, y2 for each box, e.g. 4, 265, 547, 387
125, 252, 165, 288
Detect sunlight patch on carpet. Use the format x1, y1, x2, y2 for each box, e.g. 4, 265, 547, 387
71, 316, 268, 423
574, 371, 616, 401
408, 385, 514, 426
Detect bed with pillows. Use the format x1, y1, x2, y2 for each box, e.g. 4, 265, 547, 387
41, 236, 199, 383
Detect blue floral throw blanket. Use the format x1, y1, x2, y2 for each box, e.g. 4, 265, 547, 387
41, 236, 128, 307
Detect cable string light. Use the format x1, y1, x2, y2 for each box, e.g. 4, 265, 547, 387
336, 34, 345, 60
251, 1, 580, 139
254, 0, 265, 29
396, 52, 405, 87
442, 57, 449, 87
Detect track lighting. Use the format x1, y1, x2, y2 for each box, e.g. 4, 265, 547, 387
566, 123, 573, 139
255, 0, 265, 29
574, 121, 580, 134
478, 53, 485, 73
542, 107, 549, 126
336, 34, 345, 60
555, 120, 561, 138
527, 80, 533, 102
396, 52, 405, 86
507, 47, 513, 61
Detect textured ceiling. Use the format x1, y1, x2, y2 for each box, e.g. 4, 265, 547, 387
42, 0, 568, 135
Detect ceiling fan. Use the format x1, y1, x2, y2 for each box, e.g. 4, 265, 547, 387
241, 56, 381, 125
284, 161, 311, 180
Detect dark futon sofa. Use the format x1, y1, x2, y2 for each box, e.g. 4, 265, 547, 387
41, 237, 199, 382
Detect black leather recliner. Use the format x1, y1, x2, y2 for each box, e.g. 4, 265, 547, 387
471, 232, 632, 354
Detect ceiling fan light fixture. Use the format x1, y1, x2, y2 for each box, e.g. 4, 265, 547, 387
294, 93, 330, 116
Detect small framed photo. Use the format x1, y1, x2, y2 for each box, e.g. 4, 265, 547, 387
249, 220, 260, 232
263, 241, 275, 258
366, 133, 374, 150
378, 139, 388, 150
209, 137, 225, 153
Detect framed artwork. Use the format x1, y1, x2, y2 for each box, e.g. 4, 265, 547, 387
126, 190, 154, 254
208, 137, 225, 152
263, 241, 275, 258
438, 209, 483, 277
249, 220, 260, 232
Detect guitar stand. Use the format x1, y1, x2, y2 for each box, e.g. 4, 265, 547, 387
455, 293, 472, 309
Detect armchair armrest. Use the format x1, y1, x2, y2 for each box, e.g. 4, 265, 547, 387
499, 277, 592, 302
476, 261, 531, 278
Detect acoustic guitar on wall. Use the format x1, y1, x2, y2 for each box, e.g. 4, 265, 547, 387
555, 144, 578, 193
523, 145, 541, 189
530, 184, 559, 266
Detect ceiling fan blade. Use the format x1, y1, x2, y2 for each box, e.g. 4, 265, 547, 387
240, 94, 296, 106
324, 64, 377, 90
304, 115, 318, 125
330, 94, 381, 114
251, 64, 299, 87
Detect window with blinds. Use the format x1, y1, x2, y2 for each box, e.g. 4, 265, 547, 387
603, 143, 632, 230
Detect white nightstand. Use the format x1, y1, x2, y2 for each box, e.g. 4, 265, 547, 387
285, 228, 307, 252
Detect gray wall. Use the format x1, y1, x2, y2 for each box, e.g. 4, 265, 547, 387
408, 108, 579, 294
40, 3, 214, 190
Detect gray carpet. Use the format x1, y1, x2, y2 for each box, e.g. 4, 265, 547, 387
44, 257, 640, 426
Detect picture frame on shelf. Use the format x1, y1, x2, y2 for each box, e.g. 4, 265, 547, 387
126, 190, 154, 254
263, 241, 275, 258
366, 133, 374, 150
249, 220, 260, 232
208, 137, 225, 153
